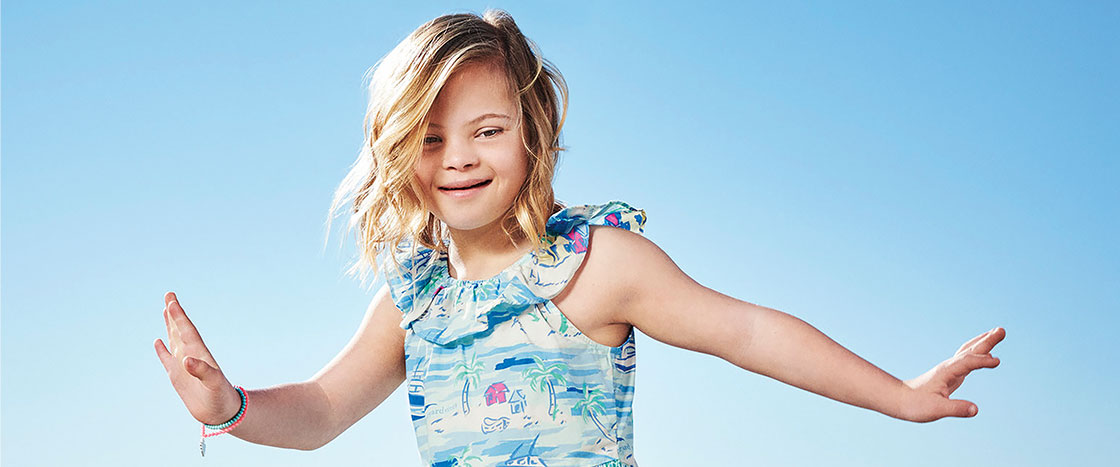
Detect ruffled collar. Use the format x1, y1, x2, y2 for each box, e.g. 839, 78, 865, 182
382, 201, 646, 347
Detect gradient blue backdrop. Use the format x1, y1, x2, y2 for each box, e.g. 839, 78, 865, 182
3, 1, 1117, 466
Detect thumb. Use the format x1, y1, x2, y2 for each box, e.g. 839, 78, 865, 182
183, 356, 223, 389
946, 398, 979, 418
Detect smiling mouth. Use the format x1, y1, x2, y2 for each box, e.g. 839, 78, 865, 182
439, 180, 492, 191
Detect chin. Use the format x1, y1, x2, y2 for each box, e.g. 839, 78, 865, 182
425, 190, 520, 234
432, 210, 500, 233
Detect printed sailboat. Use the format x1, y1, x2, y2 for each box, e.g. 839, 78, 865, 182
499, 433, 547, 466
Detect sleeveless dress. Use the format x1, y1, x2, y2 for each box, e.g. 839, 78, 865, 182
382, 201, 646, 467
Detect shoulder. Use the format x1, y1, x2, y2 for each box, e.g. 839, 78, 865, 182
584, 224, 666, 283
556, 224, 682, 325
590, 224, 690, 295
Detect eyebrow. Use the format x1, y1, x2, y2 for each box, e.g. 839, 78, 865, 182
427, 113, 512, 128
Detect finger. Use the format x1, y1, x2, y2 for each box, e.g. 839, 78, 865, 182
166, 306, 183, 356
164, 291, 180, 338
168, 301, 206, 360
154, 338, 175, 373
163, 307, 175, 351
956, 331, 991, 355
168, 300, 205, 347
183, 356, 225, 391
945, 398, 978, 418
954, 353, 1001, 375
970, 327, 1006, 354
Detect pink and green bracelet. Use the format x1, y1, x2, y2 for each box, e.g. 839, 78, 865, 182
199, 386, 247, 457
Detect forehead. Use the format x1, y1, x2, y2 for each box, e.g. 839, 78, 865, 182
427, 61, 515, 124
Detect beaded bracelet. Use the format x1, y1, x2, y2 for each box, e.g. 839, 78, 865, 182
199, 386, 247, 457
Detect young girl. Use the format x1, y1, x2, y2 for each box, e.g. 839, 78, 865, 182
155, 10, 1005, 466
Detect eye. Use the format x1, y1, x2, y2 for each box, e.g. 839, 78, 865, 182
423, 135, 442, 145
478, 128, 504, 138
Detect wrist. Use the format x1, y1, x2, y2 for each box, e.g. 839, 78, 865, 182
200, 386, 248, 457
205, 386, 246, 426
891, 379, 918, 421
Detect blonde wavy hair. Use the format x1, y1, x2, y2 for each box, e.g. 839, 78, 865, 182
328, 9, 569, 282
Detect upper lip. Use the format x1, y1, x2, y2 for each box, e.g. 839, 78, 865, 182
439, 178, 491, 189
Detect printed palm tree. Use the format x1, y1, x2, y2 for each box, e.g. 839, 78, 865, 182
453, 354, 484, 415
451, 445, 482, 467
573, 383, 614, 442
521, 355, 568, 420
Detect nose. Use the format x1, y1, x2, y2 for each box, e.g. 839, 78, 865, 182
441, 140, 479, 171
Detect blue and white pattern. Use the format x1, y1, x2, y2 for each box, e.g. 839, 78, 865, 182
382, 201, 646, 467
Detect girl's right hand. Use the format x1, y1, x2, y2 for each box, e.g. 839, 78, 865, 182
154, 292, 243, 425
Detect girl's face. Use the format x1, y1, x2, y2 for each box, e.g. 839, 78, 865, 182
415, 61, 528, 235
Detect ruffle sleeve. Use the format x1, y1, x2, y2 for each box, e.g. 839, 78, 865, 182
381, 200, 646, 347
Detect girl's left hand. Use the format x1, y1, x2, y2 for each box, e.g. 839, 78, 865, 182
900, 327, 1005, 423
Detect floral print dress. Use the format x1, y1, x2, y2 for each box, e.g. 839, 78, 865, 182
382, 201, 646, 467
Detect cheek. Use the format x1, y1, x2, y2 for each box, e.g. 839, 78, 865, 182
502, 153, 529, 190
503, 141, 530, 184
411, 160, 438, 207
413, 156, 435, 185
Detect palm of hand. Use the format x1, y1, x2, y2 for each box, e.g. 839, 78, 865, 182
154, 292, 241, 425
902, 327, 1005, 423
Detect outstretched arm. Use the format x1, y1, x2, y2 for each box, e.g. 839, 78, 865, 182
584, 226, 1004, 422
155, 286, 406, 450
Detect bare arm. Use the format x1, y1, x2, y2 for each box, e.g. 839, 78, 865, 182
308, 285, 407, 446
581, 226, 1003, 422
155, 286, 405, 450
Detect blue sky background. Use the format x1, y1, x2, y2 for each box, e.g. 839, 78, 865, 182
3, 1, 1117, 465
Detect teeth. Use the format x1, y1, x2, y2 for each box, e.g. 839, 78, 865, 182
443, 180, 489, 190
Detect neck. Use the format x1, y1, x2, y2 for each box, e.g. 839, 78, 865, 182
446, 220, 532, 281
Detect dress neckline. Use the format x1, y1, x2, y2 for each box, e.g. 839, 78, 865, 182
433, 246, 538, 286
432, 204, 569, 286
